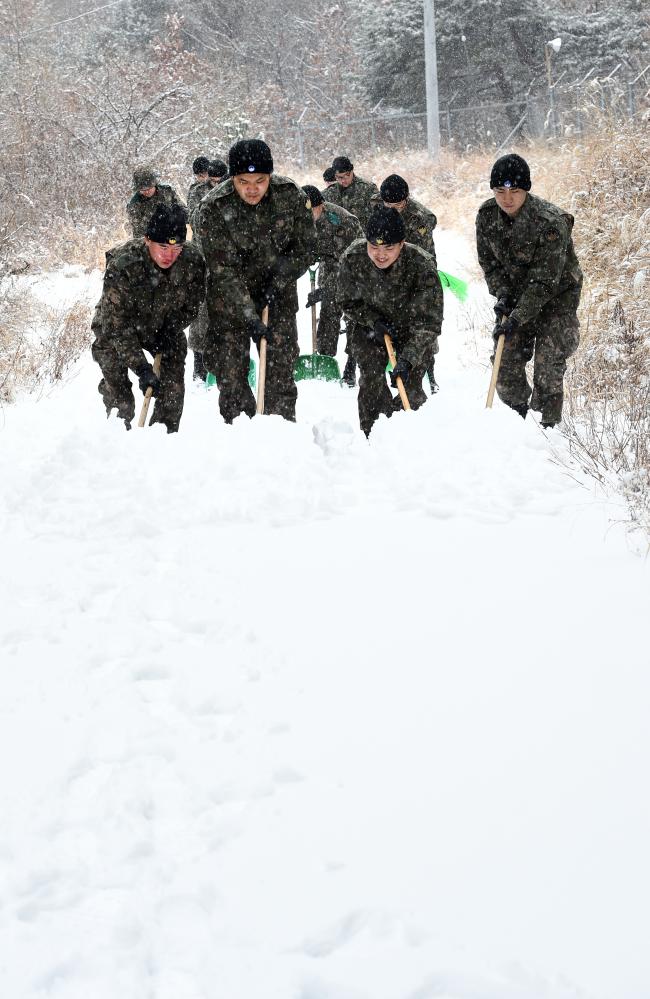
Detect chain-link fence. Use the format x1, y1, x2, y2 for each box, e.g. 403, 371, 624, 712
282, 63, 650, 166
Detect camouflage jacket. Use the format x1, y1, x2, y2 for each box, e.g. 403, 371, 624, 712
325, 175, 380, 228
92, 238, 205, 373
476, 192, 583, 325
187, 179, 212, 242
370, 194, 438, 262
338, 239, 443, 368
126, 184, 184, 238
197, 174, 316, 329
314, 202, 364, 288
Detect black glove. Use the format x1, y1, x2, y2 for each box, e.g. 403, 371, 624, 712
367, 318, 397, 345
306, 288, 322, 308
247, 317, 269, 347
499, 315, 519, 336
138, 366, 160, 396
389, 358, 412, 387
494, 294, 514, 319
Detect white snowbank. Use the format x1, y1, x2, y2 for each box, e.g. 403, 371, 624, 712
0, 231, 648, 999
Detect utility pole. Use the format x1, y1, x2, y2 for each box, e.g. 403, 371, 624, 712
423, 0, 441, 157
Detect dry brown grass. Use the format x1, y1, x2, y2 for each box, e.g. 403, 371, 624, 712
0, 289, 92, 404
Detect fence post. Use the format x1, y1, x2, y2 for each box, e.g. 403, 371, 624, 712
627, 79, 636, 117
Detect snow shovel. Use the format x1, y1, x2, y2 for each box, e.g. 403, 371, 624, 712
384, 333, 411, 411
438, 270, 469, 302
486, 317, 506, 408
294, 268, 341, 382
256, 306, 270, 415
137, 352, 162, 428
205, 360, 256, 391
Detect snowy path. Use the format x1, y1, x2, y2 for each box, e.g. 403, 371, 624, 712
0, 237, 649, 999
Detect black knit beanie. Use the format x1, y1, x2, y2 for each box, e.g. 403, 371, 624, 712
145, 204, 187, 244
302, 185, 323, 207
229, 139, 274, 176
366, 207, 405, 245
490, 154, 531, 191
380, 174, 409, 203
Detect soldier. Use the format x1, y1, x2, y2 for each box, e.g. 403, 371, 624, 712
188, 160, 229, 229
197, 138, 315, 424
301, 184, 363, 358
321, 166, 337, 192
187, 155, 210, 203
338, 207, 443, 438
91, 205, 205, 432
126, 166, 184, 239
371, 173, 440, 392
326, 156, 379, 228
187, 160, 229, 382
208, 158, 228, 186
476, 154, 583, 428
371, 174, 438, 260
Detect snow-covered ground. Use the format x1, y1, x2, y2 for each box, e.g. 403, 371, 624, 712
1, 232, 649, 999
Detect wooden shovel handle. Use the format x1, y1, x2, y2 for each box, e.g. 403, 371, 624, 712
310, 270, 318, 354
137, 352, 162, 428
384, 333, 411, 411
486, 329, 506, 409
256, 306, 269, 415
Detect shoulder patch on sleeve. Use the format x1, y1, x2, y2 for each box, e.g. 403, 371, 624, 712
326, 210, 341, 225
417, 226, 428, 235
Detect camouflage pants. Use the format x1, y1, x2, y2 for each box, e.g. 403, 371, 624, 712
92, 328, 187, 432
351, 324, 433, 437
495, 309, 580, 425
188, 300, 209, 352
204, 304, 299, 424
316, 286, 342, 357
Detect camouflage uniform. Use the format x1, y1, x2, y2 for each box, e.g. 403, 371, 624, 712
370, 194, 438, 263
127, 184, 184, 239
186, 178, 212, 365
197, 175, 316, 423
91, 238, 205, 431
187, 179, 211, 231
338, 239, 443, 436
313, 202, 363, 356
325, 175, 379, 229
476, 192, 583, 425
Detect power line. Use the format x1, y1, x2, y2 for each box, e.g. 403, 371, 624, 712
1, 0, 132, 42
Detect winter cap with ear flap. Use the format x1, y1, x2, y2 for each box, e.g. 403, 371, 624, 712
490, 154, 531, 191
133, 166, 158, 191
145, 204, 188, 245
323, 166, 336, 183
228, 139, 274, 176
366, 207, 405, 245
208, 158, 228, 179
192, 155, 210, 174
380, 174, 409, 203
302, 185, 323, 208
332, 156, 354, 173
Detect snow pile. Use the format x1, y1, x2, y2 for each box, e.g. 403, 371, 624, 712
0, 234, 649, 999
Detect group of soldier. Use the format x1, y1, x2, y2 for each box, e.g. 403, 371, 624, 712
91, 139, 583, 438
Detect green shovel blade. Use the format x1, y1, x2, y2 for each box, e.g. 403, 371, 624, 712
206, 358, 257, 390
438, 270, 469, 302
294, 353, 341, 382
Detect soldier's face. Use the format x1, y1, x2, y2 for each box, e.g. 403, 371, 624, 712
493, 186, 527, 217
233, 173, 271, 205
336, 170, 354, 188
367, 240, 404, 269
139, 186, 156, 198
311, 203, 324, 221
195, 172, 208, 181
145, 238, 184, 269
383, 199, 407, 213
209, 175, 224, 187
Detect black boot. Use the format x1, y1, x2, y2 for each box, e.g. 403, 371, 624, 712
193, 351, 208, 382
342, 357, 357, 387
427, 364, 438, 394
